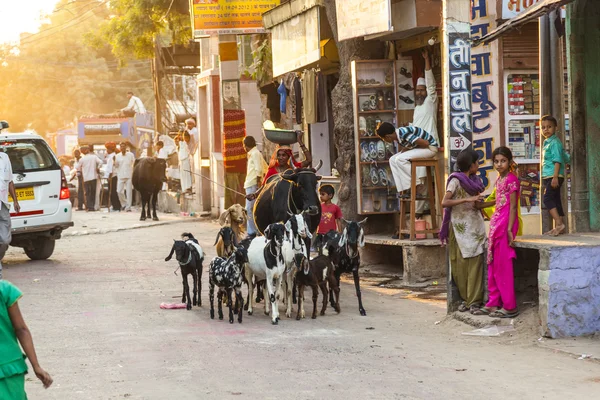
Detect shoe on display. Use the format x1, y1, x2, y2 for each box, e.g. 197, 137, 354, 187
399, 95, 415, 104
379, 168, 389, 186
376, 140, 386, 160
399, 83, 414, 91
360, 142, 370, 161
368, 142, 378, 161
370, 165, 380, 186
400, 67, 412, 78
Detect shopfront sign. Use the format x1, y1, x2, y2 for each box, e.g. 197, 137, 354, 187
472, 0, 501, 192
501, 0, 542, 19
191, 0, 280, 38
271, 6, 320, 77
335, 0, 392, 41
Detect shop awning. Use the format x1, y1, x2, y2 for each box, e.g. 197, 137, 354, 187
474, 0, 575, 46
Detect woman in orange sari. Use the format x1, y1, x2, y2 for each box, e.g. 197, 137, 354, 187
246, 131, 312, 201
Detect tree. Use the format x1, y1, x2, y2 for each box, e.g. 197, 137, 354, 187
89, 0, 192, 62
322, 0, 384, 220
0, 0, 153, 133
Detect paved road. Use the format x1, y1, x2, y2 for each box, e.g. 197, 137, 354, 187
3, 221, 599, 399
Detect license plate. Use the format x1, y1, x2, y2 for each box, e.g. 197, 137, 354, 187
8, 187, 35, 202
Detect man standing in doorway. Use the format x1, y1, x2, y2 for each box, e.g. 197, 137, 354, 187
121, 91, 146, 117
243, 136, 267, 238
115, 142, 136, 211
105, 142, 121, 212
77, 146, 102, 212
0, 150, 20, 279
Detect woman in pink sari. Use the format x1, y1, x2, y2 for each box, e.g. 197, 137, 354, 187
474, 146, 520, 318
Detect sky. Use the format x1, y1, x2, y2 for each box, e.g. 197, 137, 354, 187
0, 0, 59, 43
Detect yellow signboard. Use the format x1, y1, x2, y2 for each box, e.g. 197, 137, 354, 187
191, 0, 280, 37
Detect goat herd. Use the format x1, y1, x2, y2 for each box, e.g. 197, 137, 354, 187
165, 204, 368, 325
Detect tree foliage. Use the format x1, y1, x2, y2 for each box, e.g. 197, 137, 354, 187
0, 0, 153, 133
89, 0, 192, 62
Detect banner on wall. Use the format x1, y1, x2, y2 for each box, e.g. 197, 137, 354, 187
471, 0, 501, 193
335, 0, 392, 41
501, 0, 542, 19
191, 0, 280, 37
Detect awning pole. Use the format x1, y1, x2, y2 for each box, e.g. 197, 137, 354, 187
540, 14, 552, 234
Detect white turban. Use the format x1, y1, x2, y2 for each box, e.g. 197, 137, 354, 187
416, 77, 426, 87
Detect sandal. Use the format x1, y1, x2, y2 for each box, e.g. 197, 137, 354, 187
378, 168, 389, 186
368, 142, 378, 160
489, 309, 520, 319
370, 166, 379, 186
377, 140, 386, 160
471, 307, 496, 316
360, 142, 370, 161
400, 67, 412, 79
458, 302, 468, 312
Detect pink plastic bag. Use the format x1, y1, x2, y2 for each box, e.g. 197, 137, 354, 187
160, 302, 187, 309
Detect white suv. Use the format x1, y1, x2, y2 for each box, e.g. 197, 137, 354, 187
0, 132, 73, 260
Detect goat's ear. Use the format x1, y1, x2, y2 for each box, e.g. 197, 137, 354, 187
218, 211, 229, 226
264, 225, 272, 239
214, 231, 221, 246
339, 229, 347, 247
358, 229, 366, 248
285, 220, 292, 232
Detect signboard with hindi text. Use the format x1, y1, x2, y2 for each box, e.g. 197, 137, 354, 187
335, 0, 392, 41
501, 0, 542, 19
192, 0, 280, 37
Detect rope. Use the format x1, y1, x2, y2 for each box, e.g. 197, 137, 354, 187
183, 169, 246, 197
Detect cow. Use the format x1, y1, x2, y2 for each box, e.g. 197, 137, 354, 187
253, 160, 323, 247
132, 157, 167, 221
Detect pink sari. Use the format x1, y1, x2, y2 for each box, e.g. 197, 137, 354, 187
486, 172, 520, 310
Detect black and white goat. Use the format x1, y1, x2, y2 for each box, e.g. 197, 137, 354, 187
281, 213, 311, 318
322, 219, 368, 316
214, 226, 236, 257
165, 233, 205, 310
208, 246, 249, 324
294, 254, 340, 320
245, 223, 287, 324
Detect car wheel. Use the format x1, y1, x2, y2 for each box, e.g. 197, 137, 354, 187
24, 238, 56, 260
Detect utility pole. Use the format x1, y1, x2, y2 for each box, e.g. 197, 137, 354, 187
151, 38, 162, 156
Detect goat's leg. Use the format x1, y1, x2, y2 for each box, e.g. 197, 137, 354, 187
272, 275, 282, 323
263, 281, 270, 316
285, 269, 295, 318
209, 282, 215, 319
227, 288, 234, 324
353, 269, 366, 316
182, 272, 192, 310
330, 271, 341, 308
331, 276, 341, 313
256, 280, 264, 303
319, 282, 329, 316
192, 270, 198, 306
265, 273, 277, 324
197, 265, 202, 307
296, 283, 304, 320
311, 284, 318, 319
235, 287, 244, 323
245, 268, 254, 315
292, 276, 297, 304
217, 289, 224, 320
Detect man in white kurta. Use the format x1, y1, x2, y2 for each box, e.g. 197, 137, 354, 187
115, 143, 136, 211
412, 50, 439, 214
121, 91, 146, 115
0, 151, 20, 279
179, 133, 193, 194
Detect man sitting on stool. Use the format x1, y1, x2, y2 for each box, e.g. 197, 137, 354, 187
375, 122, 438, 199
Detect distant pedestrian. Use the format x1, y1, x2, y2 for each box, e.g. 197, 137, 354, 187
0, 151, 19, 279
179, 133, 193, 195
155, 141, 169, 160
185, 119, 199, 156
72, 149, 85, 210
121, 91, 146, 116
540, 115, 570, 236
0, 280, 53, 397
115, 143, 135, 212
242, 136, 267, 237
77, 146, 102, 212
105, 142, 122, 212
440, 149, 486, 314
473, 147, 520, 319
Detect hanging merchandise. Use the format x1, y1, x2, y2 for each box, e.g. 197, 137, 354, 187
302, 69, 317, 124
396, 57, 416, 110
260, 82, 281, 123
293, 76, 303, 124
277, 80, 288, 114
316, 71, 328, 123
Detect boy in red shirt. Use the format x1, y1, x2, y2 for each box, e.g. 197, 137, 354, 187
317, 184, 343, 235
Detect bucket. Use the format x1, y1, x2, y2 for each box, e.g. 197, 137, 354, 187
415, 219, 428, 240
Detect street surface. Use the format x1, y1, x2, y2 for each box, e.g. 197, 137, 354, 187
3, 217, 600, 399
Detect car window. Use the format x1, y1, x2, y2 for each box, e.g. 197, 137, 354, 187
0, 139, 59, 173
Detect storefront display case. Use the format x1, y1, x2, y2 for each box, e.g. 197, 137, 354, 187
351, 59, 415, 215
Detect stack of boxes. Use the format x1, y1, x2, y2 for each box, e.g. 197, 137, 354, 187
508, 121, 540, 159
507, 74, 540, 115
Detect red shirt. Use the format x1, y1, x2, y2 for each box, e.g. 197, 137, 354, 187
318, 202, 343, 234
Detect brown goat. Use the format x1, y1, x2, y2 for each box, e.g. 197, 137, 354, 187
217, 204, 248, 257
295, 254, 340, 320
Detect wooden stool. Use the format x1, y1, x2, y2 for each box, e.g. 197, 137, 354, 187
398, 158, 444, 241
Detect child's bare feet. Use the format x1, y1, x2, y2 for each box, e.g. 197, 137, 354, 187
551, 224, 565, 236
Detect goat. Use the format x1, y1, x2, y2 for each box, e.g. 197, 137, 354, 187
218, 203, 248, 240
323, 219, 368, 316
281, 212, 311, 318
214, 226, 236, 258
181, 232, 204, 304
294, 254, 340, 320
245, 223, 286, 324
208, 246, 249, 324
165, 238, 203, 310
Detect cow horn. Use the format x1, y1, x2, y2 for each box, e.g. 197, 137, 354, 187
358, 218, 368, 225
342, 218, 351, 225
287, 211, 294, 217
314, 160, 323, 172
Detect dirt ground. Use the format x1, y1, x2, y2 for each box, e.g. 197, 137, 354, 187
3, 220, 600, 399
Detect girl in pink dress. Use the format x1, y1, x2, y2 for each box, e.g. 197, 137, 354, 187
475, 146, 520, 318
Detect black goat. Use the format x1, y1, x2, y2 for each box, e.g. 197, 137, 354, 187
209, 246, 248, 324
322, 219, 368, 316
181, 232, 204, 304
165, 238, 204, 310
215, 226, 236, 258
294, 254, 340, 320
